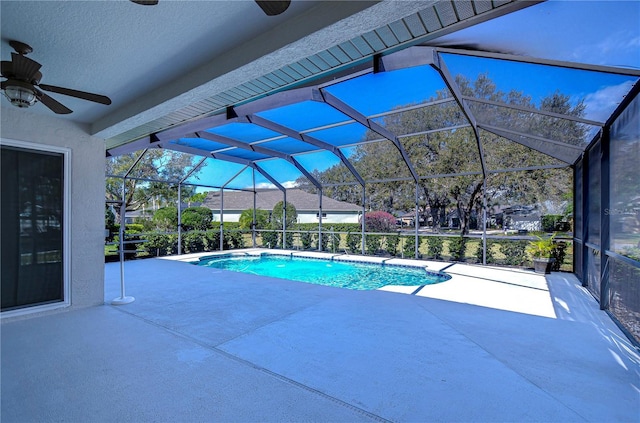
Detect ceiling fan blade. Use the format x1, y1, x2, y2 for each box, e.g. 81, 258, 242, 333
255, 0, 290, 16
130, 0, 158, 5
34, 88, 73, 114
10, 52, 42, 81
38, 84, 112, 105
1, 61, 13, 78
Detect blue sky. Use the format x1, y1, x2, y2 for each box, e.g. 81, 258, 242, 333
194, 0, 639, 192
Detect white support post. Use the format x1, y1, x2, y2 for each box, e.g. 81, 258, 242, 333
220, 190, 224, 251
111, 192, 134, 305
177, 183, 182, 255
415, 183, 419, 258
482, 178, 487, 266
252, 190, 257, 248
282, 190, 287, 249
318, 190, 323, 252
361, 186, 366, 255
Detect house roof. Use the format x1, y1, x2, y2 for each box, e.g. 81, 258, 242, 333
203, 188, 360, 213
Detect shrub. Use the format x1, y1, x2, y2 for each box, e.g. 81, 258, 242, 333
146, 233, 178, 256
211, 221, 240, 231
426, 236, 444, 260
448, 237, 467, 262
281, 232, 294, 249
105, 207, 116, 234
300, 232, 313, 250
224, 230, 245, 249
271, 201, 297, 229
261, 230, 278, 248
134, 217, 156, 232
153, 206, 178, 231
317, 232, 329, 251
527, 234, 556, 259
385, 234, 400, 256
111, 224, 146, 259
366, 234, 382, 255
292, 223, 361, 233
621, 246, 640, 261
239, 208, 269, 230
475, 239, 495, 264
181, 207, 212, 231
541, 215, 564, 232
402, 236, 416, 258
498, 240, 528, 266
327, 232, 340, 253
346, 231, 360, 253
182, 231, 207, 253
551, 241, 568, 271
363, 211, 397, 233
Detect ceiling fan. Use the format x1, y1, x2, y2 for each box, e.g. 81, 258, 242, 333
130, 0, 291, 16
1, 40, 112, 114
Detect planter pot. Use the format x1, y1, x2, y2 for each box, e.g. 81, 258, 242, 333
533, 257, 555, 274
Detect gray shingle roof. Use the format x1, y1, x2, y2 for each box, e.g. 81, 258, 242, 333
203, 189, 360, 212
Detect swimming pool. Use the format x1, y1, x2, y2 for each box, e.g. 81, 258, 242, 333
196, 254, 450, 290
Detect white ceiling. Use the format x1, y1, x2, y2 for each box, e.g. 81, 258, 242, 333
1, 0, 534, 149
0, 1, 352, 121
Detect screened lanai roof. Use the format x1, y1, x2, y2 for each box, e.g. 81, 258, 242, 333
107, 1, 640, 192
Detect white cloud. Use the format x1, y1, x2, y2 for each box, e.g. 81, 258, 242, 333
583, 80, 635, 122
254, 180, 299, 190
571, 31, 640, 68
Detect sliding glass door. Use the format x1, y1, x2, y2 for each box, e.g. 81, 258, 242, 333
1, 142, 68, 312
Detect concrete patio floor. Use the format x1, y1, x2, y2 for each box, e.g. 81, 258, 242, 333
2, 251, 639, 422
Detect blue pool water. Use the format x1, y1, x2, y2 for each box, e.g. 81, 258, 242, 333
197, 254, 450, 290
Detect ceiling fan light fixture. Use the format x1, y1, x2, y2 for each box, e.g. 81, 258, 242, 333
4, 83, 37, 108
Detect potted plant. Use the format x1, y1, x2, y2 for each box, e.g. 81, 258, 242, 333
527, 234, 556, 274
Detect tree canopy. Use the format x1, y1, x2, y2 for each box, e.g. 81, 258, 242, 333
106, 150, 205, 214
271, 201, 297, 229
297, 73, 584, 234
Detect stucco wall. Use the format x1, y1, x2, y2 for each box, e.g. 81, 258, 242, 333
1, 107, 105, 314
212, 211, 359, 224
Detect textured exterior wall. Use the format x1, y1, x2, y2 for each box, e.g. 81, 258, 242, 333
1, 107, 105, 315
212, 211, 359, 224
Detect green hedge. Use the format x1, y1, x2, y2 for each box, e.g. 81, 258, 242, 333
366, 234, 382, 255
425, 237, 444, 260
291, 223, 361, 233
386, 234, 400, 256
474, 239, 496, 264
211, 221, 241, 230
346, 231, 360, 253
448, 237, 467, 262
498, 240, 528, 266
541, 215, 567, 232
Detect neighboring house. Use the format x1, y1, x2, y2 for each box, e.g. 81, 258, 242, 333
501, 205, 542, 232
202, 189, 361, 224
124, 209, 153, 224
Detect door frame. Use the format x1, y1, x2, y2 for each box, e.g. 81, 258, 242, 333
1, 138, 71, 318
